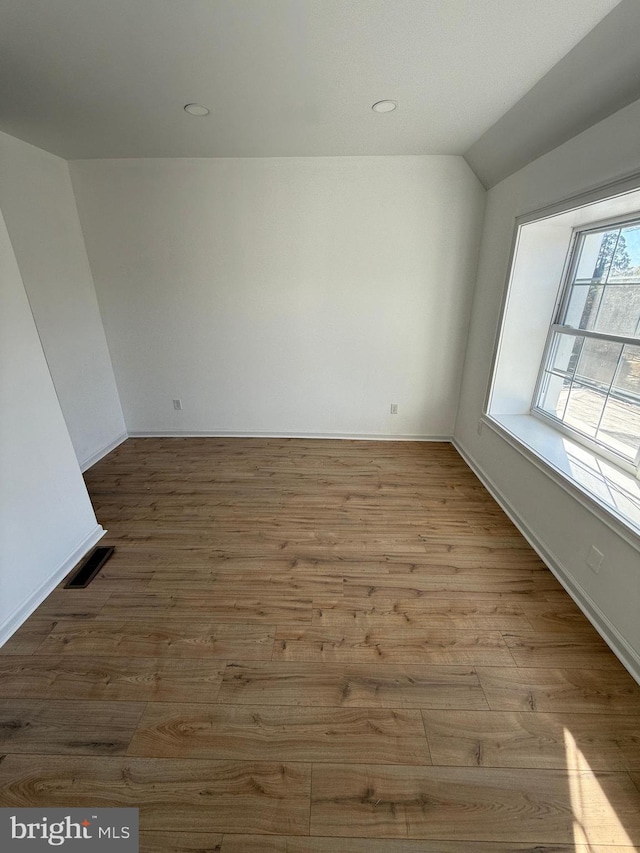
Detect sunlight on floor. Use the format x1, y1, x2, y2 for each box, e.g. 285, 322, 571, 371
564, 727, 635, 848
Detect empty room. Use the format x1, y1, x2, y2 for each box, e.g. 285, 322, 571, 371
1, 1, 640, 850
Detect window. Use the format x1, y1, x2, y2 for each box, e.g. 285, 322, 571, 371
485, 178, 640, 539
533, 217, 640, 478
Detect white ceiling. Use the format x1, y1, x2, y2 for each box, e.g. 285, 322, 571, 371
467, 0, 640, 186
0, 0, 622, 160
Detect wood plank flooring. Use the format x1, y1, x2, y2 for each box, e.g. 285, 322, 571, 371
0, 437, 639, 852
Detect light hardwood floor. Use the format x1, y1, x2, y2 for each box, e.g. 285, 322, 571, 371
1, 438, 639, 852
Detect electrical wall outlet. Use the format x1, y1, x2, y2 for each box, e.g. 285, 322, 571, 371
173, 399, 183, 410
586, 545, 603, 574
390, 403, 398, 415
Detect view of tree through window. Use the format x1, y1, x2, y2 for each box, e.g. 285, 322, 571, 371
535, 220, 640, 472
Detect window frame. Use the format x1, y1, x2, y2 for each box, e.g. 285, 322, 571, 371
483, 172, 640, 546
531, 214, 640, 479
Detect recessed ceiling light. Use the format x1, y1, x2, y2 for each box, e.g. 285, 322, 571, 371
184, 103, 210, 116
372, 100, 397, 113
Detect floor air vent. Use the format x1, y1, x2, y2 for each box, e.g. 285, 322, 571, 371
64, 546, 115, 588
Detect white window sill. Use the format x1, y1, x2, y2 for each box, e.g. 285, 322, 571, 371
484, 413, 640, 550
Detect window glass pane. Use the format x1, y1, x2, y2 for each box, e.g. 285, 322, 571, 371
574, 338, 622, 390
548, 332, 583, 375
589, 285, 640, 336
564, 284, 603, 329
563, 383, 607, 437
537, 372, 570, 420
613, 344, 640, 397
574, 230, 619, 283
536, 217, 640, 470
596, 397, 640, 460
607, 223, 640, 282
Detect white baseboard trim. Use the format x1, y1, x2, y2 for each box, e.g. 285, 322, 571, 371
0, 523, 107, 648
453, 437, 640, 686
80, 431, 128, 472
127, 430, 451, 442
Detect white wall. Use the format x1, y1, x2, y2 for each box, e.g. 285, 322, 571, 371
70, 156, 485, 438
0, 131, 126, 469
456, 96, 640, 678
0, 208, 105, 644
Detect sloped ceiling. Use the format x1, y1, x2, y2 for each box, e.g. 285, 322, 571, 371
0, 0, 623, 163
466, 0, 640, 187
